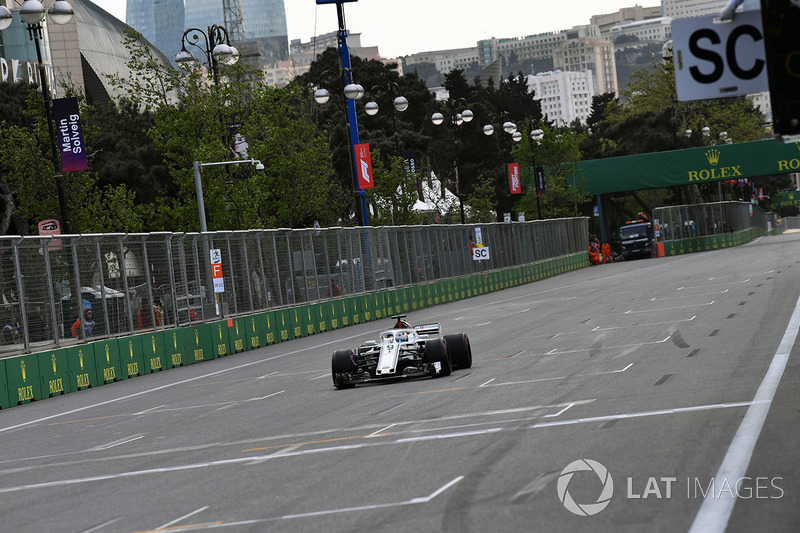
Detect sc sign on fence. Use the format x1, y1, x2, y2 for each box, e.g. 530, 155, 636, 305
472, 247, 490, 261
673, 11, 768, 102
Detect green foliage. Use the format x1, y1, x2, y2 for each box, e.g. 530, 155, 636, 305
365, 151, 426, 226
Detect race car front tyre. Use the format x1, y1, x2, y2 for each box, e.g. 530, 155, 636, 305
443, 333, 472, 369
424, 338, 452, 377
332, 349, 356, 389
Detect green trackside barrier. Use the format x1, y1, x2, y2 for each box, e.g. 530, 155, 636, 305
260, 311, 278, 344
163, 328, 187, 367
445, 279, 456, 302
67, 345, 96, 391
360, 294, 373, 322
210, 320, 231, 357
0, 359, 8, 409
140, 331, 167, 373
314, 302, 330, 333
393, 288, 406, 315
118, 336, 145, 379
304, 305, 318, 335
229, 317, 247, 352
184, 323, 215, 363
433, 282, 443, 305
290, 306, 306, 337
337, 297, 352, 327
325, 300, 341, 330
274, 308, 295, 341
406, 286, 417, 311
384, 289, 399, 316
6, 353, 41, 405
245, 315, 262, 350
93, 339, 122, 384
348, 297, 361, 326
370, 291, 387, 320
37, 348, 69, 398
424, 284, 435, 307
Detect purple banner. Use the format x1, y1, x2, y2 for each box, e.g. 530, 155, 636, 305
534, 165, 545, 195
53, 97, 88, 172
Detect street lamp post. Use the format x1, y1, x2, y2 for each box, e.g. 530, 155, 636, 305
0, 1, 75, 233
193, 158, 264, 307
511, 121, 545, 219
316, 0, 369, 226
432, 99, 473, 224
176, 24, 239, 85
365, 82, 409, 153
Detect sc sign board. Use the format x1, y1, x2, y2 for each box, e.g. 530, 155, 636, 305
472, 247, 490, 261
673, 11, 768, 102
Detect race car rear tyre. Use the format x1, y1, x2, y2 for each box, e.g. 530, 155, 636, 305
424, 338, 452, 377
443, 333, 472, 369
332, 349, 356, 389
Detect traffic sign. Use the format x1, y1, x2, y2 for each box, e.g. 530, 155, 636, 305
472, 247, 490, 261
673, 11, 768, 101
210, 249, 222, 264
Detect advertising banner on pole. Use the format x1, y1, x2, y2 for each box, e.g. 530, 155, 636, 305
508, 163, 521, 194
535, 165, 546, 195
354, 143, 374, 189
52, 97, 89, 172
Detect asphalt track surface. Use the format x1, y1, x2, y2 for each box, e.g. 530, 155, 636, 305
2, 232, 800, 533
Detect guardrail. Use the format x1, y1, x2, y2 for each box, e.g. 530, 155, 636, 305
0, 219, 588, 359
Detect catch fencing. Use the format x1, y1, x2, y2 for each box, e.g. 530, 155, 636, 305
653, 201, 775, 241
0, 218, 588, 357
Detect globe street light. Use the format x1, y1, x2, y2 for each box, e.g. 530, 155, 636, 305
365, 82, 409, 152
0, 0, 75, 233
176, 24, 239, 86
511, 122, 545, 219
431, 98, 473, 224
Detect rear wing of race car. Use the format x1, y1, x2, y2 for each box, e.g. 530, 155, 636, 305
413, 323, 440, 336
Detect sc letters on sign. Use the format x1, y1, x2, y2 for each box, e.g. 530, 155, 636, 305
472, 247, 490, 261
672, 11, 768, 101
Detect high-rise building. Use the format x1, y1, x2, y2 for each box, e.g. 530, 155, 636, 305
184, 0, 289, 63
126, 0, 185, 64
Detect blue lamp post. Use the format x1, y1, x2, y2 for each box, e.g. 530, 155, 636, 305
315, 0, 369, 226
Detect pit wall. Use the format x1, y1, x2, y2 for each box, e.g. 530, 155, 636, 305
0, 251, 589, 409
659, 227, 779, 257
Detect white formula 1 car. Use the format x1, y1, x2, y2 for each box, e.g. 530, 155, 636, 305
331, 314, 472, 389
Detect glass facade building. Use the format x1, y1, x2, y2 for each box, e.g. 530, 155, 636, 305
185, 0, 289, 62
126, 0, 185, 65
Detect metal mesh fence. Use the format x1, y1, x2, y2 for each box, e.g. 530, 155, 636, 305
653, 202, 775, 241
0, 218, 587, 357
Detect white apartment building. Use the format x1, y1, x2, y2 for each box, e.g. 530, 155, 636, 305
608, 17, 673, 45
591, 5, 663, 35
661, 0, 759, 18
553, 37, 619, 96
405, 47, 479, 74
527, 70, 596, 126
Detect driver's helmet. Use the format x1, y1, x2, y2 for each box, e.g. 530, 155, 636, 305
395, 331, 408, 342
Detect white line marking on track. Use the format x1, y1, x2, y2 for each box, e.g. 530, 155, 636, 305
544, 403, 574, 418
92, 435, 144, 451
135, 405, 164, 415
530, 401, 758, 429
279, 477, 464, 519
479, 378, 495, 387
248, 391, 285, 402
689, 290, 800, 533
546, 349, 558, 355
474, 321, 492, 327
310, 373, 330, 380
368, 424, 397, 437
396, 428, 503, 443
257, 371, 279, 379
156, 506, 209, 531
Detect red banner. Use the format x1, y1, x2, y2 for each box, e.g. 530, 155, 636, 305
354, 143, 374, 190
508, 163, 521, 194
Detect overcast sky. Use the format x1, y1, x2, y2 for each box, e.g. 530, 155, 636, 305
90, 0, 663, 58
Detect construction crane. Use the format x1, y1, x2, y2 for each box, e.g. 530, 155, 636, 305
222, 0, 246, 43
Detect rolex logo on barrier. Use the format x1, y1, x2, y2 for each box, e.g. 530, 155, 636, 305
688, 147, 741, 182
705, 148, 721, 165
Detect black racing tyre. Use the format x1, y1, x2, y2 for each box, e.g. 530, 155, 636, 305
443, 333, 472, 369
331, 349, 356, 389
424, 338, 452, 377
